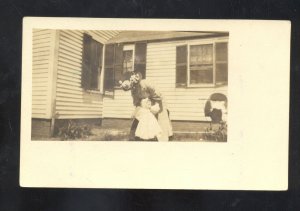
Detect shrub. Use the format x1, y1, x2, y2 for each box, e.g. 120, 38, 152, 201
57, 120, 92, 140
203, 121, 227, 142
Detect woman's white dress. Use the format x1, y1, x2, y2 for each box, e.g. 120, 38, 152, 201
135, 107, 162, 140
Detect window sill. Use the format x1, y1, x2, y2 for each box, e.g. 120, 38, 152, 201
84, 89, 102, 94
114, 86, 133, 92
188, 84, 216, 88
176, 83, 228, 89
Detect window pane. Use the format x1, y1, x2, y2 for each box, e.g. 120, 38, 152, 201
216, 42, 228, 62
190, 65, 213, 84
190, 44, 213, 65
189, 44, 213, 85
123, 50, 133, 73
216, 63, 228, 84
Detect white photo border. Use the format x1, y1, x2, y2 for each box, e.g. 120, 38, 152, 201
21, 18, 290, 190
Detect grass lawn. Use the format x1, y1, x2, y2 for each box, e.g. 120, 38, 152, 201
32, 119, 227, 142
81, 122, 226, 142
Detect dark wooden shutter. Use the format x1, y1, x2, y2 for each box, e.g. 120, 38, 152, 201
114, 44, 123, 86
104, 44, 115, 93
134, 42, 147, 79
81, 34, 92, 89
215, 42, 228, 85
176, 45, 187, 87
90, 39, 103, 90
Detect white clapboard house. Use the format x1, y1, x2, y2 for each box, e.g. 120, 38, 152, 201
32, 30, 228, 137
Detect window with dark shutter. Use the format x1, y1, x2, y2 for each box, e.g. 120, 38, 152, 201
176, 45, 187, 87
176, 40, 228, 88
104, 44, 115, 94
134, 42, 147, 79
81, 33, 103, 90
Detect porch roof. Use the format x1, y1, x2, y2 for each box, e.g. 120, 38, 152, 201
106, 31, 229, 44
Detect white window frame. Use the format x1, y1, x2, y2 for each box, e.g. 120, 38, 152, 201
99, 44, 106, 94
186, 38, 228, 88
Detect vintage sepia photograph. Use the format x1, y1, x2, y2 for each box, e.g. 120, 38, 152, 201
31, 29, 228, 142
20, 18, 290, 190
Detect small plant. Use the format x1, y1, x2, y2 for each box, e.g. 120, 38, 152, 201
58, 120, 92, 140
204, 121, 227, 142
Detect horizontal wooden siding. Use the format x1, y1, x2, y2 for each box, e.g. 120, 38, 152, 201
32, 29, 53, 119
55, 30, 120, 119
103, 37, 228, 121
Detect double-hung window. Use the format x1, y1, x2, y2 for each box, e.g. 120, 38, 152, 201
103, 42, 147, 94
176, 40, 228, 87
